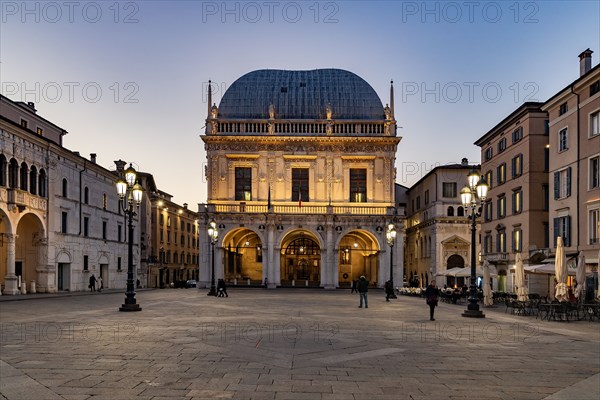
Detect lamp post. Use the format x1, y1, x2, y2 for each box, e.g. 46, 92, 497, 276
386, 223, 397, 299
116, 163, 143, 312
460, 169, 489, 318
207, 220, 218, 296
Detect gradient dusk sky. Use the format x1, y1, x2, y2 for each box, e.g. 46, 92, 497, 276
1, 1, 599, 208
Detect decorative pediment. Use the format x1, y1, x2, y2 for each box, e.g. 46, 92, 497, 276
441, 235, 469, 247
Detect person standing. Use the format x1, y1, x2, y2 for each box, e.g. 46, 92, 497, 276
425, 281, 439, 321
384, 280, 394, 302
357, 276, 369, 308
97, 276, 103, 292
89, 274, 96, 292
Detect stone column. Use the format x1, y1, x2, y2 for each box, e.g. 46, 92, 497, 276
4, 234, 19, 295
266, 223, 275, 288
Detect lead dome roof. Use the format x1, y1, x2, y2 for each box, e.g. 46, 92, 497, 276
218, 69, 385, 120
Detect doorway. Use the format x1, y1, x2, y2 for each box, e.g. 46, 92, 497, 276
57, 263, 70, 291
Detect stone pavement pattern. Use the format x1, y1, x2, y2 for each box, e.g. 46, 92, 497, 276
1, 289, 599, 400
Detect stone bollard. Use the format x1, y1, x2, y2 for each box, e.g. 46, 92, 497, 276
292, 280, 295, 286
21, 283, 27, 295
306, 280, 309, 287
30, 281, 36, 294
247, 279, 250, 286
234, 278, 238, 286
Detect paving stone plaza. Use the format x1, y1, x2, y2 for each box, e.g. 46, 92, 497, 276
1, 289, 599, 400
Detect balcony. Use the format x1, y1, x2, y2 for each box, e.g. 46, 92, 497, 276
485, 252, 508, 262
210, 202, 395, 216
3, 188, 47, 213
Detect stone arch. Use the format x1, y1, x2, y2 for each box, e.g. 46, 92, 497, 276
15, 212, 46, 289
336, 229, 381, 287
279, 229, 322, 287
221, 227, 264, 284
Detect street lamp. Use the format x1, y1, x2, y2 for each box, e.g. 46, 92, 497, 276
460, 169, 489, 318
386, 223, 397, 299
207, 219, 218, 296
116, 163, 143, 312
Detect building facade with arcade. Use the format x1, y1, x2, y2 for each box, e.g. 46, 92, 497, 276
199, 69, 404, 289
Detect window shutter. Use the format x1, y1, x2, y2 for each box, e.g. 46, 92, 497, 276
565, 216, 571, 247
511, 158, 515, 178
553, 218, 559, 247
554, 172, 560, 199
511, 231, 515, 253
566, 167, 571, 197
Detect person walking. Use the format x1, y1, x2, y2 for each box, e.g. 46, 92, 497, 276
217, 279, 228, 297
384, 280, 394, 302
425, 281, 439, 321
351, 279, 358, 294
89, 274, 96, 292
97, 276, 103, 292
357, 276, 369, 308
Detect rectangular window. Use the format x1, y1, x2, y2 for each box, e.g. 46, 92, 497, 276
484, 234, 493, 254
20, 119, 28, 128
118, 225, 122, 242
61, 212, 68, 234
37, 127, 43, 136
512, 190, 523, 214
349, 168, 367, 203
559, 128, 568, 151
590, 209, 599, 245
553, 167, 572, 199
167, 231, 171, 244
235, 167, 252, 201
511, 154, 523, 178
486, 170, 493, 189
117, 257, 122, 271
83, 255, 88, 271
544, 120, 549, 136
497, 163, 506, 185
160, 230, 164, 243
496, 231, 506, 253
416, 196, 420, 210
498, 137, 507, 153
542, 184, 549, 211
590, 80, 600, 96
102, 221, 107, 240
591, 111, 600, 137
512, 127, 523, 143
512, 228, 522, 253
424, 190, 429, 205
553, 216, 571, 247
442, 182, 457, 198
559, 102, 568, 116
83, 217, 89, 237
292, 168, 309, 203
544, 147, 549, 172
484, 147, 493, 161
590, 156, 599, 189
485, 201, 493, 222
497, 196, 506, 218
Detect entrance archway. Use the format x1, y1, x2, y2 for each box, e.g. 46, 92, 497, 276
15, 212, 45, 291
446, 254, 465, 288
337, 230, 380, 287
222, 228, 263, 284
280, 231, 320, 287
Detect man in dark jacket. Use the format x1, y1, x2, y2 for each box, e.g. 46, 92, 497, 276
357, 276, 369, 308
425, 281, 439, 321
384, 280, 394, 302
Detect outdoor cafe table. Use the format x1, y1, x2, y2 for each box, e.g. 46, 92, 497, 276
538, 303, 571, 321
582, 303, 600, 321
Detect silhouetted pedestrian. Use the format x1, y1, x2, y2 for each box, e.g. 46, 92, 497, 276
425, 281, 439, 321
89, 274, 96, 292
357, 276, 369, 308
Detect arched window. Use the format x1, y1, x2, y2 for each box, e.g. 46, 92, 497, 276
8, 159, 19, 188
187, 254, 191, 264
181, 252, 185, 264
20, 162, 28, 191
159, 214, 164, 225
0, 155, 7, 186
62, 178, 68, 197
29, 166, 37, 195
38, 169, 47, 197
173, 252, 178, 264
447, 254, 465, 269
447, 206, 454, 217
166, 251, 171, 264
457, 206, 464, 217
84, 187, 89, 204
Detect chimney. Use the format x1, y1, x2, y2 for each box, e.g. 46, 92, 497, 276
27, 102, 37, 112
461, 158, 468, 166
90, 153, 97, 163
579, 48, 593, 76
183, 203, 188, 209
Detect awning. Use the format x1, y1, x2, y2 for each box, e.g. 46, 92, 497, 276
524, 264, 576, 275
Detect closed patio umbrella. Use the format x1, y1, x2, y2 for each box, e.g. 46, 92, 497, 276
483, 260, 493, 307
555, 237, 568, 302
574, 252, 586, 300
515, 252, 528, 302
